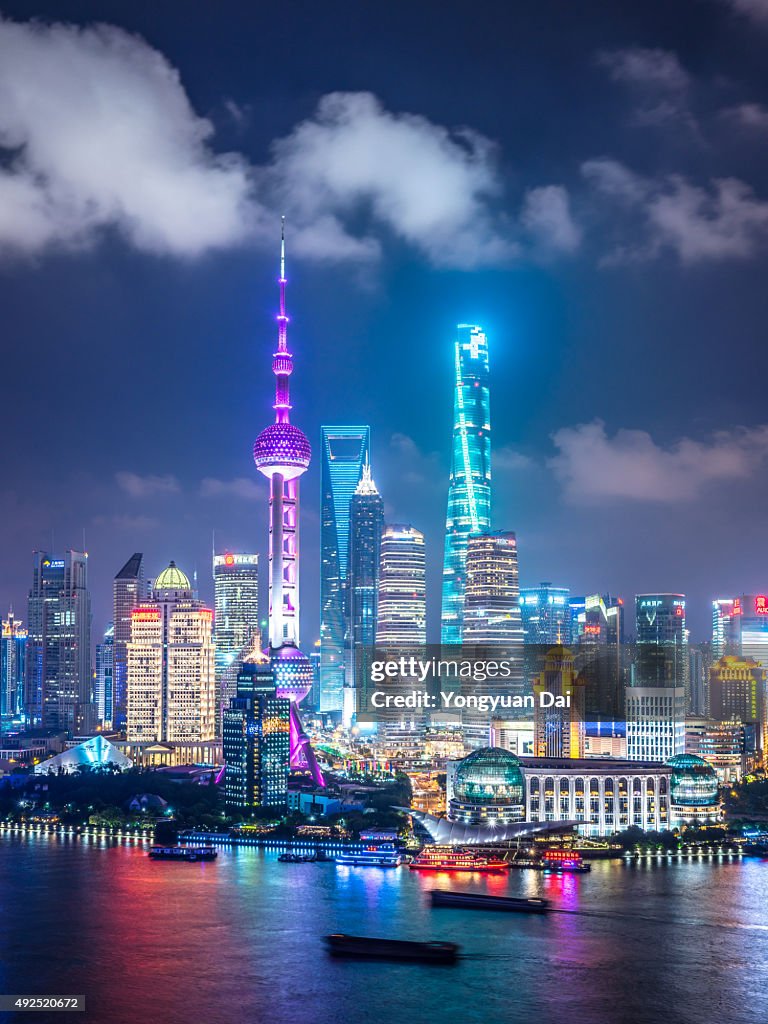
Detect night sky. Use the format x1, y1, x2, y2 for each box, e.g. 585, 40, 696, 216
1, 0, 767, 643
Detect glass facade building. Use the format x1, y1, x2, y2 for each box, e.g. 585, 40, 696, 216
320, 425, 370, 712
94, 624, 114, 727
520, 583, 571, 644
26, 551, 92, 733
1, 611, 26, 725
462, 532, 524, 645
376, 525, 426, 646
441, 325, 491, 645
213, 552, 259, 711
223, 659, 290, 812
113, 553, 144, 731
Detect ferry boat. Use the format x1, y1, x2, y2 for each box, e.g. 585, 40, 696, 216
540, 849, 591, 873
148, 845, 217, 862
336, 840, 402, 868
409, 845, 510, 873
325, 934, 459, 964
278, 852, 316, 863
430, 890, 550, 914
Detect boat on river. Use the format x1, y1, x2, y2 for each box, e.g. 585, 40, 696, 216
324, 934, 459, 964
409, 845, 509, 873
430, 890, 550, 913
148, 846, 217, 862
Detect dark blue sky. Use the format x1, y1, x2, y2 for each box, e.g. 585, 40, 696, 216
1, 0, 767, 642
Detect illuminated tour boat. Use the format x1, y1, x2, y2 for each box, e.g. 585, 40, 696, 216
336, 830, 403, 867
539, 849, 591, 873
409, 845, 510, 873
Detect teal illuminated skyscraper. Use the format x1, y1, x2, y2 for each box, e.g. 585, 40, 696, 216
441, 325, 491, 644
320, 425, 370, 711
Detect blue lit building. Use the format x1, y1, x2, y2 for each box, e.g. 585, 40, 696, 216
94, 624, 114, 727
223, 658, 291, 812
441, 325, 491, 645
1, 611, 26, 725
344, 460, 384, 727
320, 425, 369, 712
520, 583, 571, 644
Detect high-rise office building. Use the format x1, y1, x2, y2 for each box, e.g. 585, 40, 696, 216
709, 655, 767, 750
520, 583, 571, 644
462, 532, 524, 645
1, 611, 27, 725
223, 654, 290, 813
441, 324, 491, 644
626, 686, 685, 761
533, 647, 587, 758
376, 525, 427, 645
723, 595, 768, 675
712, 599, 736, 658
250, 220, 323, 786
344, 460, 384, 727
126, 562, 216, 744
213, 552, 259, 704
320, 425, 369, 712
26, 551, 92, 733
575, 595, 624, 645
94, 624, 114, 727
113, 553, 144, 731
635, 594, 687, 689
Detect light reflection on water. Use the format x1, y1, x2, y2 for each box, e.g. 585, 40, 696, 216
0, 836, 766, 1024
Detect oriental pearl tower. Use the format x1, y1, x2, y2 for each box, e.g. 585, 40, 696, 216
252, 219, 324, 786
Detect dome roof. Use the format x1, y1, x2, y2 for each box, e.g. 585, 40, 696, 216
453, 746, 524, 806
667, 754, 712, 771
154, 560, 191, 591
667, 753, 718, 807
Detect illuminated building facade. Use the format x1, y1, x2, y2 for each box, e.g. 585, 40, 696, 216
223, 657, 290, 812
250, 221, 323, 786
344, 460, 384, 727
462, 532, 524, 645
533, 646, 587, 758
94, 624, 114, 726
320, 425, 369, 712
441, 324, 491, 644
520, 583, 571, 645
113, 553, 145, 730
213, 552, 259, 707
575, 594, 624, 645
685, 718, 757, 782
722, 595, 768, 675
445, 747, 720, 836
26, 551, 92, 733
625, 686, 685, 761
712, 598, 735, 658
126, 562, 216, 744
709, 654, 766, 751
376, 525, 426, 645
1, 612, 26, 724
635, 594, 687, 689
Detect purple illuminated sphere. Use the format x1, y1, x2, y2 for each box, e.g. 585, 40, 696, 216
268, 644, 314, 702
253, 423, 311, 480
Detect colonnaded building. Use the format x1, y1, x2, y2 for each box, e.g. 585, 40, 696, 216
443, 747, 721, 837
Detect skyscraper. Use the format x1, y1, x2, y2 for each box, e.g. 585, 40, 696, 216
520, 583, 571, 644
712, 598, 735, 658
1, 611, 27, 726
223, 652, 290, 813
533, 646, 587, 758
26, 551, 92, 733
126, 561, 216, 744
626, 687, 685, 761
251, 220, 323, 787
723, 595, 768, 674
320, 424, 370, 711
213, 552, 259, 706
344, 459, 384, 727
113, 553, 144, 730
376, 525, 427, 645
462, 532, 524, 645
709, 655, 767, 750
94, 624, 114, 727
635, 594, 687, 689
441, 324, 491, 644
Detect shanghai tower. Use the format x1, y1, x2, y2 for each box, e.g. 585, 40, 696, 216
440, 324, 491, 644
252, 220, 324, 786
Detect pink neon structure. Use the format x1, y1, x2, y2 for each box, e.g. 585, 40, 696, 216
253, 219, 324, 787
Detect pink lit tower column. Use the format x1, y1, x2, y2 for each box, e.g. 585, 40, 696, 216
252, 219, 324, 787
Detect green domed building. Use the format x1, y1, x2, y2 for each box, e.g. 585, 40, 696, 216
449, 746, 525, 825
667, 753, 720, 826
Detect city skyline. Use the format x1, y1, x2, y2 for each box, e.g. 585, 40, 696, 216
2, 3, 768, 643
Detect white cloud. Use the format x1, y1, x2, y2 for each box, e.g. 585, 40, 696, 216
596, 47, 694, 128
494, 447, 533, 471
520, 186, 581, 253
265, 91, 515, 268
583, 158, 768, 262
0, 16, 254, 258
721, 102, 768, 130
200, 477, 260, 500
115, 472, 180, 498
720, 0, 768, 23
549, 420, 768, 503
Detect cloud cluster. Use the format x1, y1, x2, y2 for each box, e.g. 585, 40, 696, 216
199, 477, 260, 500
549, 420, 768, 503
115, 472, 180, 498
721, 0, 768, 23
583, 158, 768, 262
597, 47, 693, 128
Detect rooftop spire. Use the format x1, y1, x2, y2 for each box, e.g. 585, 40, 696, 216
273, 217, 293, 422
355, 453, 380, 496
